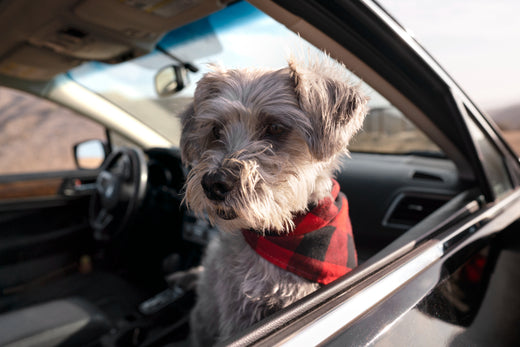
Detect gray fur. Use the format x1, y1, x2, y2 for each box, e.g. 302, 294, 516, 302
179, 56, 368, 345
190, 232, 319, 346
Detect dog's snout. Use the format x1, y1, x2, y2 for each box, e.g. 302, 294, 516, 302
201, 171, 235, 201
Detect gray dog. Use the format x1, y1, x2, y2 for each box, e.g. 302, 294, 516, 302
179, 56, 368, 345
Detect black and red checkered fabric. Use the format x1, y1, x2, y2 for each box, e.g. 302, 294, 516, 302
242, 180, 357, 285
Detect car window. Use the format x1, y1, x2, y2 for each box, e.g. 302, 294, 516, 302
349, 89, 442, 155
464, 106, 513, 198
0, 86, 106, 175
493, 121, 520, 157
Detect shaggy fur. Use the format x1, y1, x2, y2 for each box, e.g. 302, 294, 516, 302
179, 56, 367, 345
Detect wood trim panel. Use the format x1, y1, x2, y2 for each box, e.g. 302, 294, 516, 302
0, 178, 62, 200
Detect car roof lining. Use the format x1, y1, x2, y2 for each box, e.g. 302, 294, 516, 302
0, 0, 230, 81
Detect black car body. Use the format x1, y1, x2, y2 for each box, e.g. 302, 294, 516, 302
0, 1, 518, 346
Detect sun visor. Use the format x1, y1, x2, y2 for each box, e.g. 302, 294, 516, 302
29, 21, 134, 61
73, 0, 227, 41
0, 45, 81, 81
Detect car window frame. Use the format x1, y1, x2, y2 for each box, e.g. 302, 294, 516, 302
458, 94, 520, 192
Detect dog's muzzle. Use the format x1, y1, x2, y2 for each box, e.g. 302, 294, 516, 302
201, 170, 236, 202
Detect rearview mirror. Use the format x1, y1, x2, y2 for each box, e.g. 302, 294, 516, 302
74, 139, 107, 170
155, 65, 189, 97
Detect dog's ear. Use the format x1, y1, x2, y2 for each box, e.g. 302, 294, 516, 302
193, 72, 222, 103
288, 59, 368, 160
193, 64, 228, 104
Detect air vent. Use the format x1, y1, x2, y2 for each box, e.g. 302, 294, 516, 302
412, 171, 443, 182
385, 195, 449, 228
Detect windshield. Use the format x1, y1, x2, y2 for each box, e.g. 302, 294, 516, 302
69, 1, 441, 156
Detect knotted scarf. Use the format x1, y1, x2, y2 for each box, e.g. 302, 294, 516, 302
242, 180, 357, 285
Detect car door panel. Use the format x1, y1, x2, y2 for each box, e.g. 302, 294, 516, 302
338, 153, 466, 260
326, 192, 520, 347
0, 171, 98, 286
0, 84, 109, 292
235, 189, 520, 346
0, 177, 63, 200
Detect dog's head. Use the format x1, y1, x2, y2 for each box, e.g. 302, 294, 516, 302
180, 57, 367, 233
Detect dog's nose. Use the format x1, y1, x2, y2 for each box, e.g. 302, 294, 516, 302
201, 171, 234, 201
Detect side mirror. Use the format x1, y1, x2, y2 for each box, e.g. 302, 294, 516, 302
74, 139, 107, 170
154, 64, 189, 97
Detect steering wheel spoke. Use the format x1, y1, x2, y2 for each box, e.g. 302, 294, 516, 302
92, 208, 114, 230
89, 147, 148, 241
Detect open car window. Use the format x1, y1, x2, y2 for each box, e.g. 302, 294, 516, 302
0, 86, 106, 175
349, 95, 443, 156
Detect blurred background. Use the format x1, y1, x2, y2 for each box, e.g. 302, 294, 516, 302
380, 0, 520, 153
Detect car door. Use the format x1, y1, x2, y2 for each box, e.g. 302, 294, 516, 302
223, 0, 520, 345
0, 86, 107, 299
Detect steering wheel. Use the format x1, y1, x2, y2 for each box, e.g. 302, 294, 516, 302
89, 147, 148, 241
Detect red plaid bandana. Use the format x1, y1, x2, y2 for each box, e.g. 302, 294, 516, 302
242, 180, 357, 285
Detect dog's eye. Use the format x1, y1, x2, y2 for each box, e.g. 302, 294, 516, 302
212, 125, 221, 139
265, 123, 285, 137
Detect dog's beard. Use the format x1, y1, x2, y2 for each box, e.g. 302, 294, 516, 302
184, 147, 336, 234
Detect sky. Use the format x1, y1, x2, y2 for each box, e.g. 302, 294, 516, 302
379, 0, 520, 111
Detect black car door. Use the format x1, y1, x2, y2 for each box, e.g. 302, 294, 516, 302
0, 86, 107, 300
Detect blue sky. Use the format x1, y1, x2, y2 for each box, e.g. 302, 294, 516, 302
380, 0, 520, 111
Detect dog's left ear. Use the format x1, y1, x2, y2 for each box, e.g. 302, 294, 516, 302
288, 59, 368, 160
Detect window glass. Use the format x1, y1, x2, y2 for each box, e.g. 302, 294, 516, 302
0, 87, 106, 175
69, 2, 441, 157
494, 125, 520, 157
349, 89, 442, 155
465, 107, 512, 198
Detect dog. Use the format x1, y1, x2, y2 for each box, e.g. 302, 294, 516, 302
179, 55, 368, 346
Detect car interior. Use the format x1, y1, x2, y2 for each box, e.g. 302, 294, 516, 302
0, 0, 491, 346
